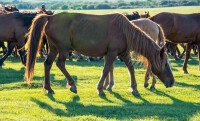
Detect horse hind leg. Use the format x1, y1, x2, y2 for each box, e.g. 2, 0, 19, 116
43, 45, 58, 94
0, 42, 16, 67
97, 52, 117, 96
103, 56, 114, 91
107, 63, 114, 91
56, 51, 77, 93
197, 42, 200, 71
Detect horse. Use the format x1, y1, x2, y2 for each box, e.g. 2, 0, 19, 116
0, 4, 19, 57
103, 18, 166, 90
149, 12, 200, 73
140, 11, 150, 18
0, 10, 53, 67
25, 12, 175, 96
125, 11, 140, 21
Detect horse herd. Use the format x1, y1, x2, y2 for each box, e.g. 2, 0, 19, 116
0, 6, 199, 96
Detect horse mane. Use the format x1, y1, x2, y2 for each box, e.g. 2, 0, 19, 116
111, 13, 162, 69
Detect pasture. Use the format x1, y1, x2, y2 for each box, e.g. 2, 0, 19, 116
0, 6, 200, 120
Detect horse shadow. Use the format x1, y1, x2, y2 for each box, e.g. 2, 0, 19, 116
31, 89, 200, 120
175, 81, 200, 90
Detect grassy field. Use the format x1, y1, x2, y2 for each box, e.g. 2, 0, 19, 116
0, 6, 200, 121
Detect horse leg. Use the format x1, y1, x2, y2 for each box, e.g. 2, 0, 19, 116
56, 51, 77, 93
103, 56, 114, 91
107, 63, 114, 91
144, 64, 151, 88
97, 52, 117, 96
43, 45, 58, 94
18, 49, 26, 66
183, 43, 193, 74
103, 56, 109, 90
121, 54, 139, 96
179, 43, 186, 59
197, 42, 200, 72
150, 74, 156, 90
0, 42, 15, 67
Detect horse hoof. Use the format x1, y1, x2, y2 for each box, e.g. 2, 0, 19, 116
98, 91, 106, 96
48, 90, 55, 94
183, 70, 189, 74
132, 90, 140, 96
150, 86, 155, 90
107, 87, 112, 91
103, 85, 107, 90
144, 83, 149, 88
70, 86, 77, 94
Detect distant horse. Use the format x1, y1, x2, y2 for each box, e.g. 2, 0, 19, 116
25, 12, 174, 96
125, 11, 140, 20
150, 12, 200, 73
140, 11, 150, 18
103, 18, 166, 90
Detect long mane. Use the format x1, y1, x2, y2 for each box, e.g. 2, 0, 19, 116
111, 14, 162, 69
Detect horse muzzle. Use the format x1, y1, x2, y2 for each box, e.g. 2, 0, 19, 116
165, 80, 174, 88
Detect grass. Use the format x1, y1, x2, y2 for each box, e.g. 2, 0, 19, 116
0, 6, 200, 121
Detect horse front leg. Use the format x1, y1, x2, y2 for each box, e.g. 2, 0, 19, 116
144, 64, 151, 88
183, 43, 193, 74
97, 52, 117, 96
150, 74, 156, 90
121, 54, 139, 96
56, 51, 77, 93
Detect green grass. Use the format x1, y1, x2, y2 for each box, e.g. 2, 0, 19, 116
0, 6, 200, 121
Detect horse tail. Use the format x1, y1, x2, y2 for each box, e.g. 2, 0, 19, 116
24, 14, 50, 85
157, 24, 165, 46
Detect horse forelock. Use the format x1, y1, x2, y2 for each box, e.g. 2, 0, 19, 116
111, 13, 162, 69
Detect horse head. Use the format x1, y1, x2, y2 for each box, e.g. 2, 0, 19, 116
151, 46, 175, 88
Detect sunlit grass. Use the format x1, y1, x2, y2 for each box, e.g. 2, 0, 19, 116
0, 6, 200, 121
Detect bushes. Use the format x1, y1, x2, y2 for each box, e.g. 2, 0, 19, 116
1, 0, 200, 10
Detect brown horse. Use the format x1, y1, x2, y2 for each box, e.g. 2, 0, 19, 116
140, 11, 150, 18
149, 12, 200, 73
103, 18, 166, 90
0, 10, 53, 67
25, 12, 174, 96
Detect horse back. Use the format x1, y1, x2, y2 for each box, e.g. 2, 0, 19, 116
45, 13, 127, 57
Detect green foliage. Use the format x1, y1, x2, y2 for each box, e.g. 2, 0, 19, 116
0, 0, 199, 10
61, 5, 69, 10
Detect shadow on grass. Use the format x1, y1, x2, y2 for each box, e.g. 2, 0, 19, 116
31, 90, 200, 120
175, 81, 200, 90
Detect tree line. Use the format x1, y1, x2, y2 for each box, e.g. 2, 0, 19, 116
0, 0, 200, 10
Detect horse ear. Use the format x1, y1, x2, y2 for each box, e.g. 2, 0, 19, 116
160, 46, 167, 59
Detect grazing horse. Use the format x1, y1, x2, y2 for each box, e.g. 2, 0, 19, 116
149, 12, 200, 73
25, 12, 174, 96
103, 18, 166, 90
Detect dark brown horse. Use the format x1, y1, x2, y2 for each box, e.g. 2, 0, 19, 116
150, 12, 200, 73
0, 10, 53, 67
25, 12, 175, 96
140, 11, 150, 18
